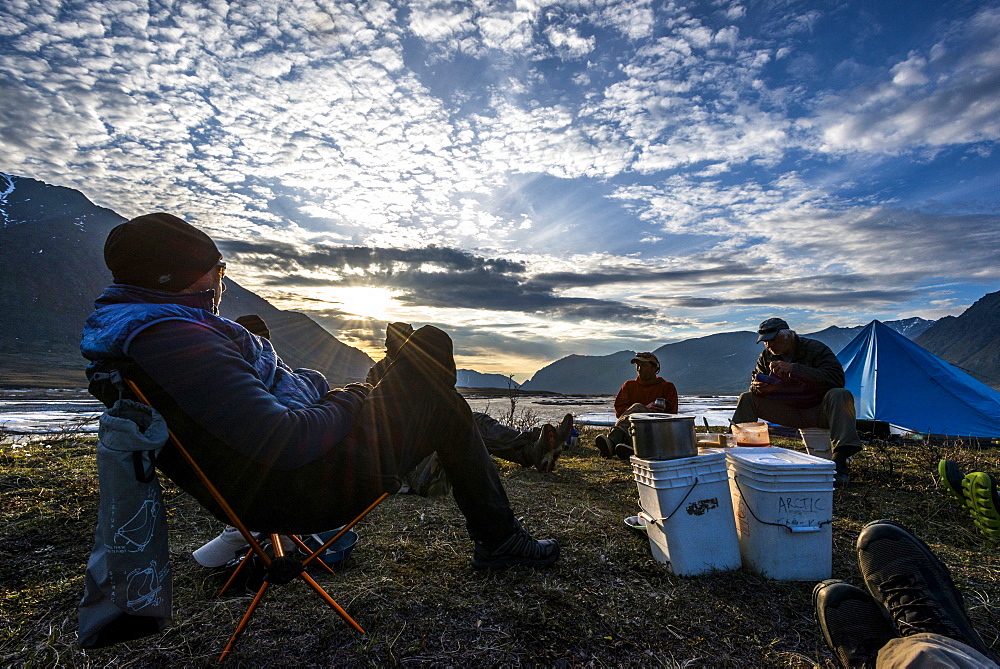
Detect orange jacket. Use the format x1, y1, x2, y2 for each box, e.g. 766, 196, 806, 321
613, 377, 678, 417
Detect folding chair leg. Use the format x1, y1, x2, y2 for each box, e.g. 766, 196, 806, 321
287, 535, 336, 575
299, 571, 366, 633
218, 581, 271, 662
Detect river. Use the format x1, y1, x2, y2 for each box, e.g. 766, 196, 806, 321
0, 388, 738, 435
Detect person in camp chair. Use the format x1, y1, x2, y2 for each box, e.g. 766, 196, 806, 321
731, 317, 862, 487
82, 213, 559, 570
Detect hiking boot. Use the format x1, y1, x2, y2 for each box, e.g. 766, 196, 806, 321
471, 531, 560, 570
856, 520, 997, 661
962, 472, 1000, 538
594, 434, 614, 458
554, 413, 574, 447
615, 443, 634, 462
812, 579, 897, 668
938, 459, 967, 506
412, 452, 451, 497
525, 424, 560, 472
833, 455, 851, 488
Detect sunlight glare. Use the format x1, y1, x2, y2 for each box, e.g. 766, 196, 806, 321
330, 286, 398, 320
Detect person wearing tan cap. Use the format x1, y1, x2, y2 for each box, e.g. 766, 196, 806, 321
594, 352, 678, 461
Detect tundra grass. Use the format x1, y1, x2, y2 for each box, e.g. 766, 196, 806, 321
2, 429, 998, 667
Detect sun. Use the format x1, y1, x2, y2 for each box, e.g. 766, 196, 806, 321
332, 286, 398, 320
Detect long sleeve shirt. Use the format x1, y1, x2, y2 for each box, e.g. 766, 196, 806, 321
614, 377, 679, 417
751, 334, 844, 407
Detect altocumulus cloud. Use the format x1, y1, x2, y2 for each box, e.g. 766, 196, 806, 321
1, 0, 999, 373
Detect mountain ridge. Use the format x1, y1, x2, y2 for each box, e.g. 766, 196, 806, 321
523, 320, 936, 395
914, 291, 1000, 387
0, 173, 373, 388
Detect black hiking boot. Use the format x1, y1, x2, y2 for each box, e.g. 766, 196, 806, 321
472, 531, 560, 570
856, 519, 998, 662
833, 454, 851, 488
615, 443, 634, 462
812, 579, 897, 668
594, 434, 614, 458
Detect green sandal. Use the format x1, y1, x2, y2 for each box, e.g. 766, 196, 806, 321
962, 471, 1000, 538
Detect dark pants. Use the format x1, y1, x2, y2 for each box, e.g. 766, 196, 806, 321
603, 403, 648, 447
473, 412, 540, 467
731, 388, 862, 460
352, 326, 520, 546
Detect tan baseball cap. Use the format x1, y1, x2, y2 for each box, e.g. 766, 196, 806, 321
630, 352, 659, 366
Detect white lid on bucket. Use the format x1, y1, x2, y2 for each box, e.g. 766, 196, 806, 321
727, 446, 834, 469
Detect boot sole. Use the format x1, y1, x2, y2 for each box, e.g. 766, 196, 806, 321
535, 425, 561, 472
963, 472, 1000, 537
471, 551, 560, 570
938, 460, 968, 506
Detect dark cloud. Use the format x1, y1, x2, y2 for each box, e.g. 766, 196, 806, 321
221, 239, 525, 273
528, 262, 760, 289
226, 240, 658, 322
665, 288, 918, 309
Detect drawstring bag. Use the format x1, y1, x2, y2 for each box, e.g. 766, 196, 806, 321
78, 399, 172, 648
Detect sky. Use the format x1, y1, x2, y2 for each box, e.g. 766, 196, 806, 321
1, 0, 999, 380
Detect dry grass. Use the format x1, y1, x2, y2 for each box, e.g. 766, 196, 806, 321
2, 428, 999, 667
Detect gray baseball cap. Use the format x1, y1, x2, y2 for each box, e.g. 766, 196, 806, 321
756, 317, 789, 343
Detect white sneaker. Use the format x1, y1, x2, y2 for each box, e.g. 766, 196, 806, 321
192, 526, 260, 567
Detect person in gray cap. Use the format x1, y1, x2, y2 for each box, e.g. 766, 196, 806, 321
731, 317, 861, 486
595, 352, 678, 461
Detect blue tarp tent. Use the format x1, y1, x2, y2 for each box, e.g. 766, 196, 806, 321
837, 320, 1000, 438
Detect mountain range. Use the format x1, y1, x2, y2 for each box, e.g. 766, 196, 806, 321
522, 319, 936, 395
0, 174, 373, 388
2, 172, 998, 394
456, 369, 521, 390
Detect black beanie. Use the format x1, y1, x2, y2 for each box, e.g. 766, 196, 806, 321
104, 213, 222, 292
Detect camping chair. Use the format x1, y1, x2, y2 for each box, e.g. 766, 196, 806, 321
124, 379, 390, 662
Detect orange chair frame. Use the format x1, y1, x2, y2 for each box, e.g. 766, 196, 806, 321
125, 379, 389, 662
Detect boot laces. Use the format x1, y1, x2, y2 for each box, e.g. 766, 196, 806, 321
879, 573, 952, 637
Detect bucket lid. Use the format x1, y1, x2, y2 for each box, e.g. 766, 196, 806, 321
628, 412, 693, 423
726, 446, 836, 471
632, 450, 726, 469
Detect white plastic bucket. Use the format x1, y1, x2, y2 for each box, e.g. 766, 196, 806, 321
631, 451, 741, 576
725, 447, 836, 581
799, 428, 832, 459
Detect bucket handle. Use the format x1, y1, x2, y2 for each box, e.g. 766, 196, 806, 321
732, 475, 832, 533
637, 477, 699, 524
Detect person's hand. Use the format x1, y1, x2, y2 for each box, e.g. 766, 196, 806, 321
751, 379, 775, 395
644, 401, 667, 412
769, 360, 793, 377
342, 382, 373, 401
